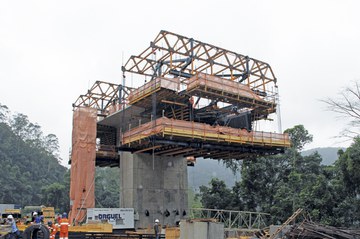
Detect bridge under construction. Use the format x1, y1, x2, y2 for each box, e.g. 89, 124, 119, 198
69, 30, 290, 228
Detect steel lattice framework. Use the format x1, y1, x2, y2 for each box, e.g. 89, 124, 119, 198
72, 81, 133, 115
189, 208, 270, 230
123, 30, 277, 93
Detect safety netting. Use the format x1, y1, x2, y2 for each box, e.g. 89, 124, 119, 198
69, 107, 97, 224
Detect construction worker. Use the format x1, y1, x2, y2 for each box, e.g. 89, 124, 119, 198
31, 212, 38, 223
56, 213, 61, 224
153, 219, 160, 239
59, 212, 70, 239
33, 212, 44, 224
47, 221, 58, 239
6, 215, 20, 239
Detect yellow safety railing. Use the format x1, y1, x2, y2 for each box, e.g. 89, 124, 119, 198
122, 117, 290, 148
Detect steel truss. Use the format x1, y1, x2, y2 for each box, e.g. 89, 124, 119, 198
123, 30, 277, 93
189, 208, 270, 230
72, 81, 134, 115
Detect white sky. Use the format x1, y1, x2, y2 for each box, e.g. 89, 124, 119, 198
1, 0, 359, 166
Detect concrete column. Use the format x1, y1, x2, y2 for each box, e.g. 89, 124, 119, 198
120, 152, 188, 229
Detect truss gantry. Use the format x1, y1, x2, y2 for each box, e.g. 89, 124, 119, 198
123, 30, 277, 94
72, 81, 134, 115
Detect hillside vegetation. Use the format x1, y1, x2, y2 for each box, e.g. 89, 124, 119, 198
0, 105, 68, 210
188, 147, 342, 190
197, 125, 360, 227
0, 103, 119, 212
302, 147, 344, 165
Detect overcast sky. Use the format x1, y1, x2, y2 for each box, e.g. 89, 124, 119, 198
1, 0, 359, 166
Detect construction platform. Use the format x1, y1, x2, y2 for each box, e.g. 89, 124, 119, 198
121, 117, 289, 159
70, 30, 291, 227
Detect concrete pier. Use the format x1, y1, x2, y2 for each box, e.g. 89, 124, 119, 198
119, 152, 188, 228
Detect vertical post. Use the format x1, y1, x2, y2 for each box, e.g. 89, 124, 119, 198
249, 213, 252, 229
229, 211, 232, 229
190, 38, 194, 74
189, 100, 194, 121
118, 85, 122, 105
121, 67, 126, 132
152, 92, 157, 121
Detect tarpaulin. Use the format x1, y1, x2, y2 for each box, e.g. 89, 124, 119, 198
69, 107, 97, 224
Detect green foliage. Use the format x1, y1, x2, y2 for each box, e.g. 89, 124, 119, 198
188, 188, 202, 209
95, 167, 120, 208
197, 125, 360, 228
199, 178, 233, 210
0, 104, 69, 212
284, 124, 313, 150
336, 137, 360, 196
0, 103, 122, 213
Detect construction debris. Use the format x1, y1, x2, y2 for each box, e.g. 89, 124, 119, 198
286, 220, 360, 239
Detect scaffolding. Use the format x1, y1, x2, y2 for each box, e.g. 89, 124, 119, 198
72, 30, 290, 165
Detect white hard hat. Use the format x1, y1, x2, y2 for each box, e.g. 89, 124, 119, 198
7, 215, 13, 219
33, 212, 38, 216
155, 219, 159, 223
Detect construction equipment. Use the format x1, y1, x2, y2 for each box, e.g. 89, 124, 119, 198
1, 209, 21, 220
21, 206, 55, 224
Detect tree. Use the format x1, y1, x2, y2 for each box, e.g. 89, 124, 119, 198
0, 103, 68, 211
323, 81, 360, 139
41, 183, 66, 211
95, 167, 120, 208
335, 137, 360, 197
238, 155, 292, 212
284, 125, 313, 151
0, 103, 9, 123
198, 178, 233, 210
43, 134, 61, 161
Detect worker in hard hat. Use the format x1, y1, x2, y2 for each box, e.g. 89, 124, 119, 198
31, 211, 38, 223
32, 212, 43, 224
6, 215, 20, 239
59, 212, 70, 239
47, 221, 58, 239
153, 219, 160, 239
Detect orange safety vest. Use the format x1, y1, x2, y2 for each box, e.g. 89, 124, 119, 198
48, 225, 58, 239
59, 218, 69, 233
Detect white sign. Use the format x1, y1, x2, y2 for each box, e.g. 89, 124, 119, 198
87, 208, 134, 229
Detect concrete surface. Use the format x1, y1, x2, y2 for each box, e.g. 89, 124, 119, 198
120, 152, 188, 229
180, 220, 224, 239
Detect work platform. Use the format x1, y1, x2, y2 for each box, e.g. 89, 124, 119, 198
121, 117, 289, 159
187, 73, 276, 120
